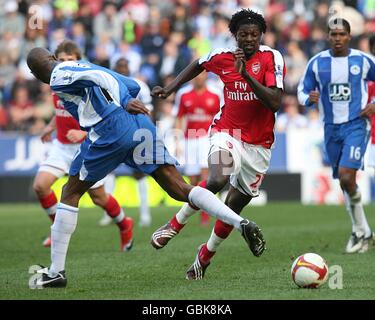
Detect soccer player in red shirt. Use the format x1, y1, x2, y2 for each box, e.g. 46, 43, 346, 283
33, 40, 134, 252
151, 9, 285, 279
175, 71, 222, 225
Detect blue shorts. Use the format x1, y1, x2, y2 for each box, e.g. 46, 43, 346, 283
70, 108, 177, 182
324, 118, 370, 179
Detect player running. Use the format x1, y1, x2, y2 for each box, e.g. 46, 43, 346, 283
298, 18, 375, 253
27, 46, 265, 288
151, 9, 285, 279
33, 40, 133, 252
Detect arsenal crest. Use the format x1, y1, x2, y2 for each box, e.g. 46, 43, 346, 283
252, 62, 260, 75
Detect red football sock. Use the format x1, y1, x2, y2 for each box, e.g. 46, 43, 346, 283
104, 195, 127, 231
214, 219, 234, 239
200, 211, 210, 224
170, 215, 185, 232
104, 195, 121, 218
199, 243, 216, 265
118, 217, 132, 231
38, 192, 57, 222
198, 180, 207, 188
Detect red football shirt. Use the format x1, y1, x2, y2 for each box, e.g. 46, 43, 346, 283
53, 94, 84, 144
176, 84, 221, 138
199, 46, 286, 148
368, 81, 375, 144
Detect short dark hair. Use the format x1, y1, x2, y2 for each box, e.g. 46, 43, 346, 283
228, 9, 267, 35
327, 18, 351, 34
54, 40, 82, 59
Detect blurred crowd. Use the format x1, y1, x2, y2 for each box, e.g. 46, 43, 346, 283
0, 0, 374, 134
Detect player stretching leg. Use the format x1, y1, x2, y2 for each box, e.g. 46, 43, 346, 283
26, 47, 265, 288
33, 41, 133, 252
298, 18, 375, 253
151, 9, 285, 279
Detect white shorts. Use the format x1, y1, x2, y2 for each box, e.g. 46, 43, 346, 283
208, 132, 271, 197
367, 143, 375, 167
184, 136, 210, 176
38, 139, 105, 189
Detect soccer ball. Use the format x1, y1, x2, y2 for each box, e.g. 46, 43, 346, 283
291, 253, 328, 288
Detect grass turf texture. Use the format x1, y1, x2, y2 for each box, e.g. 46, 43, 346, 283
0, 203, 374, 300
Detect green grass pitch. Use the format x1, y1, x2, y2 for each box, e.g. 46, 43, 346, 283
0, 202, 374, 300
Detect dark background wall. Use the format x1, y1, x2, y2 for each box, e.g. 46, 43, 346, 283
0, 173, 301, 203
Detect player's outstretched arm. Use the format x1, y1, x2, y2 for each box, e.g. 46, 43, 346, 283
151, 60, 204, 99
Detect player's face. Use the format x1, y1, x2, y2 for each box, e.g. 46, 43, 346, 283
328, 27, 351, 56
57, 52, 79, 62
29, 52, 58, 83
115, 59, 130, 76
235, 24, 262, 58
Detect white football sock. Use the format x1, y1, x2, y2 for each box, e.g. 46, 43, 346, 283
206, 229, 225, 252
175, 203, 197, 224
49, 203, 78, 276
343, 191, 357, 234
138, 177, 151, 222
45, 203, 57, 217
347, 190, 371, 237
112, 208, 125, 224
188, 186, 242, 230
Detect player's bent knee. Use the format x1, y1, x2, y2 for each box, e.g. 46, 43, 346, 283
60, 185, 81, 207
32, 180, 49, 197
339, 172, 356, 192
91, 196, 107, 207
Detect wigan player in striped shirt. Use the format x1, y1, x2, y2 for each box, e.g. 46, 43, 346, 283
298, 18, 375, 253
33, 40, 133, 252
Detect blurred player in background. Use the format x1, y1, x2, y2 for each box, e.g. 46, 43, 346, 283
298, 19, 375, 253
27, 47, 265, 288
33, 40, 133, 252
175, 71, 222, 225
99, 56, 152, 227
151, 9, 283, 279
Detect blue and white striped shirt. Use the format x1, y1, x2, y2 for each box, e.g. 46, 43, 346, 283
297, 49, 375, 124
50, 60, 140, 130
